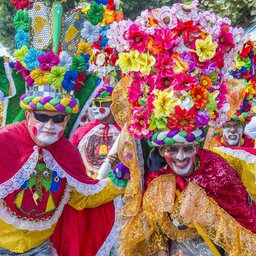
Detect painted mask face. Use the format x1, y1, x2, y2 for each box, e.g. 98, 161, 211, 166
90, 100, 111, 120
222, 121, 244, 147
160, 143, 198, 176
27, 111, 68, 146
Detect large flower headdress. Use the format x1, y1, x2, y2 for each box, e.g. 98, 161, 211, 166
11, 0, 122, 114
108, 1, 246, 146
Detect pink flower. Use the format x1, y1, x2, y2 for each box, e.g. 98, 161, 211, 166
128, 107, 152, 139
174, 73, 198, 92
38, 51, 60, 72
155, 74, 177, 91
154, 52, 175, 77
127, 78, 143, 104
153, 28, 180, 51
124, 24, 149, 53
218, 23, 235, 53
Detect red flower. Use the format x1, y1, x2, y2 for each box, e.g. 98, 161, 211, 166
167, 106, 197, 136
191, 85, 208, 109
173, 20, 201, 45
12, 0, 30, 9
74, 72, 86, 91
218, 23, 235, 52
107, 0, 115, 10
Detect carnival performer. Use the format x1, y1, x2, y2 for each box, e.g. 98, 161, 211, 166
71, 83, 121, 178
0, 1, 129, 255
106, 1, 256, 255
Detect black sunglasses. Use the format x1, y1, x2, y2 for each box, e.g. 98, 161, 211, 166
33, 112, 67, 124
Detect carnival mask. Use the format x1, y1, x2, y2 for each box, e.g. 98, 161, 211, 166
222, 121, 244, 147
90, 99, 111, 120
160, 143, 199, 176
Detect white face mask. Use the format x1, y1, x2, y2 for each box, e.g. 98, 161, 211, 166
163, 144, 198, 176
32, 122, 65, 145
223, 126, 243, 146
91, 106, 111, 120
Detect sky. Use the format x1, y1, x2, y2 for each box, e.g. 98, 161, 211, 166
0, 43, 11, 57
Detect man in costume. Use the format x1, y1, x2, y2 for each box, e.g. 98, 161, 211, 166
71, 83, 121, 178
106, 2, 256, 255
0, 1, 129, 255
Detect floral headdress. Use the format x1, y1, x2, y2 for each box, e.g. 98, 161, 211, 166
229, 40, 256, 123
11, 0, 122, 114
108, 1, 246, 146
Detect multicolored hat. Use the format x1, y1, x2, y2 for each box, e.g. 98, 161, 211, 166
11, 1, 118, 114
108, 1, 246, 146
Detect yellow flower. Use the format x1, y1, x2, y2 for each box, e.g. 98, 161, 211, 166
172, 52, 189, 74
153, 88, 180, 118
134, 51, 156, 76
104, 8, 115, 24
30, 68, 49, 86
117, 51, 140, 73
77, 41, 93, 61
193, 35, 217, 62
81, 6, 90, 15
14, 45, 28, 67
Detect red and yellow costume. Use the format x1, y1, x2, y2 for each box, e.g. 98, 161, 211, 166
0, 121, 123, 255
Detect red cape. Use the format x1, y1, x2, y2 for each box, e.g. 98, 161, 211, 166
0, 121, 115, 256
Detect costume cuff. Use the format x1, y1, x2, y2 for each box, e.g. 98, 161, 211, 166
108, 163, 130, 188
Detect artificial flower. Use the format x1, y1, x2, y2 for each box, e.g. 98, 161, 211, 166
12, 0, 30, 10
58, 51, 72, 69
153, 29, 180, 51
117, 51, 140, 73
196, 110, 210, 127
24, 48, 44, 71
81, 21, 100, 44
62, 71, 78, 92
149, 115, 167, 130
174, 73, 198, 92
102, 7, 115, 25
14, 45, 28, 65
127, 107, 152, 139
77, 42, 93, 61
218, 23, 235, 52
167, 106, 197, 136
13, 10, 30, 32
87, 2, 104, 25
153, 88, 180, 117
124, 24, 149, 53
200, 76, 212, 89
154, 52, 175, 77
190, 85, 208, 109
193, 35, 217, 62
30, 68, 49, 86
172, 20, 201, 45
38, 51, 60, 72
153, 6, 178, 29
74, 72, 86, 91
70, 56, 88, 73
172, 52, 189, 74
155, 74, 177, 91
133, 52, 156, 76
48, 66, 66, 89
15, 29, 29, 49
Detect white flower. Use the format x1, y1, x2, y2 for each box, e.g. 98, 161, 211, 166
81, 21, 100, 45
172, 1, 199, 22
96, 53, 106, 66
153, 6, 178, 29
58, 51, 72, 69
107, 20, 133, 52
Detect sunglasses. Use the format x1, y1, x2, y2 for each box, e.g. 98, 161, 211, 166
33, 112, 67, 124
164, 144, 197, 155
90, 99, 112, 108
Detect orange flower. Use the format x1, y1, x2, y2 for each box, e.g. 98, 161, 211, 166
147, 36, 164, 55
191, 85, 208, 109
200, 76, 212, 89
